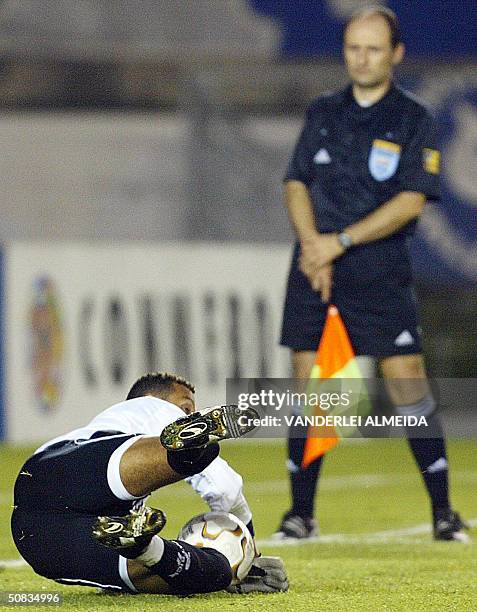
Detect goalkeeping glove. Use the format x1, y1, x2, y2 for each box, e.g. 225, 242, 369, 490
227, 556, 288, 594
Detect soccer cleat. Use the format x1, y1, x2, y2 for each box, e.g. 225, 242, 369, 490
160, 404, 259, 451
433, 509, 470, 543
271, 511, 318, 541
93, 506, 166, 555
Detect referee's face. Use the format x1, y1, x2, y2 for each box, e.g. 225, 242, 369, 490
343, 15, 404, 90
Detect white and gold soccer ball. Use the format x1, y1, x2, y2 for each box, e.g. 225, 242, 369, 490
178, 512, 255, 585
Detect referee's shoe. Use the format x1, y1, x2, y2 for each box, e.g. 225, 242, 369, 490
433, 509, 470, 543
160, 405, 259, 451
272, 512, 318, 541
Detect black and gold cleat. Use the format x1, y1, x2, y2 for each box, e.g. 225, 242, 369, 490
93, 506, 166, 555
160, 405, 259, 451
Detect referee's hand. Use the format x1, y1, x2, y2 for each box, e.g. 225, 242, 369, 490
299, 255, 333, 301
309, 264, 333, 303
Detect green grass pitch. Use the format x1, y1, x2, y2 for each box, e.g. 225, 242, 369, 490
1, 439, 476, 611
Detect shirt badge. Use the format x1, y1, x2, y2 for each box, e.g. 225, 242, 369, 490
368, 139, 401, 181
423, 148, 440, 174
314, 148, 331, 164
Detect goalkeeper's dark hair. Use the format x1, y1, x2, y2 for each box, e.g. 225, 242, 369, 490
343, 6, 401, 49
126, 372, 195, 400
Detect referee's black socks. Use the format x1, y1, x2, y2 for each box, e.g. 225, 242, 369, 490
406, 423, 450, 516
287, 394, 451, 522
288, 435, 324, 519
397, 395, 450, 517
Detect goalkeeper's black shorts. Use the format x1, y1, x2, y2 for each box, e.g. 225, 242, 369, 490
11, 433, 142, 592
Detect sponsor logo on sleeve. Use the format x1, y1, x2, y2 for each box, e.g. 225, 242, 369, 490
423, 148, 440, 174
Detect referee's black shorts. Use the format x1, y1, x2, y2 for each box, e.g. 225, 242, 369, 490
11, 433, 144, 592
280, 244, 422, 356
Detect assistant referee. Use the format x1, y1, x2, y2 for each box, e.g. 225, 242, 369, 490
275, 7, 469, 543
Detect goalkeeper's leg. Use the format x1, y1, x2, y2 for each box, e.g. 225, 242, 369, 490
128, 541, 232, 594
118, 405, 259, 498
126, 541, 232, 594
93, 505, 232, 594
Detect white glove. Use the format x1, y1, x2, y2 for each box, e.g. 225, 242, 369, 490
227, 556, 289, 594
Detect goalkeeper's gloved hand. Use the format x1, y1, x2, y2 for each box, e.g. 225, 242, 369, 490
227, 556, 288, 594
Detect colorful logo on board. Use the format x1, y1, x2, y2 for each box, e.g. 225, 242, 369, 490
30, 277, 64, 412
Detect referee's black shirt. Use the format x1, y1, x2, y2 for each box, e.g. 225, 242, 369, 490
285, 83, 440, 285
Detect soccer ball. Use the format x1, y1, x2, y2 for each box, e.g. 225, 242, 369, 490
178, 512, 255, 585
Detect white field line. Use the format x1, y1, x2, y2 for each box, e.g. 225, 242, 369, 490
243, 470, 477, 496
0, 558, 27, 569
257, 518, 477, 547
1, 471, 476, 504
2, 518, 476, 570
1, 471, 475, 567
3, 471, 473, 506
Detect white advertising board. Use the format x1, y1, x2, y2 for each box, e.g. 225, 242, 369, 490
5, 242, 292, 443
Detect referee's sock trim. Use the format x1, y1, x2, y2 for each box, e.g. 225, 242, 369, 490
395, 393, 436, 418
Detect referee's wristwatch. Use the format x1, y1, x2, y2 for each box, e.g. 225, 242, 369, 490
337, 231, 353, 251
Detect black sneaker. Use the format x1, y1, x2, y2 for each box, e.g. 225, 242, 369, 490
160, 404, 259, 451
433, 509, 470, 543
271, 511, 318, 541
92, 506, 166, 557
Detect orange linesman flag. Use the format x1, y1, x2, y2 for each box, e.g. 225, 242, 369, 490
301, 305, 368, 468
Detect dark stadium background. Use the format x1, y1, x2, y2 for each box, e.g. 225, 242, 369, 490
0, 1, 474, 390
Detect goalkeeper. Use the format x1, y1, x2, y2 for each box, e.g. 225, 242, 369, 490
12, 372, 288, 595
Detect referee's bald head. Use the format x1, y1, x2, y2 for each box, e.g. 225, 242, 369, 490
343, 6, 401, 49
